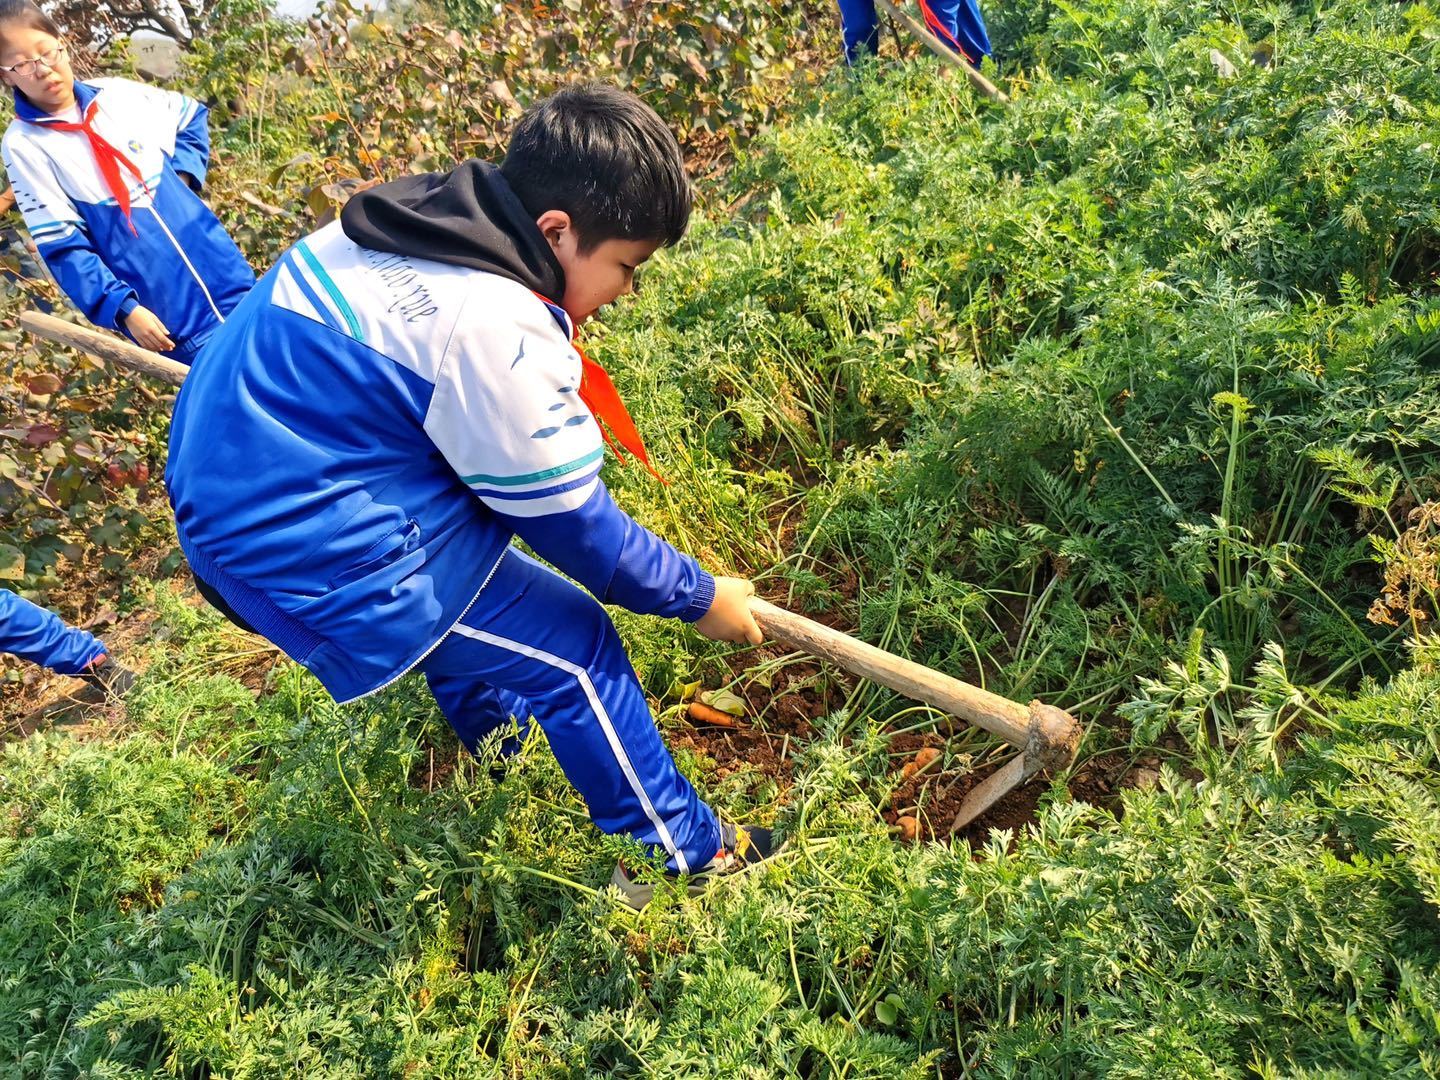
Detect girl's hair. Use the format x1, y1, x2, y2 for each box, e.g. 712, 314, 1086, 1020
0, 0, 61, 40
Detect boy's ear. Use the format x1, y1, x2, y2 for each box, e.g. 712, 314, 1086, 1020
535, 209, 574, 255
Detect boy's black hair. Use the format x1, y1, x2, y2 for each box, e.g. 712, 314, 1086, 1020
501, 82, 692, 252
0, 0, 61, 42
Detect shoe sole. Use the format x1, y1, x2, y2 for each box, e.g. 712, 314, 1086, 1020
609, 865, 710, 910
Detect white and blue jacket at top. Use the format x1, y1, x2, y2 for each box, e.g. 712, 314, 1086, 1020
166, 216, 714, 704
2, 78, 255, 363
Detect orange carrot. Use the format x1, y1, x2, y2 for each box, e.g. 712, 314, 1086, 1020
687, 701, 739, 727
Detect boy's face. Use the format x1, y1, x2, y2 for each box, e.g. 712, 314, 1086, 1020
536, 210, 660, 325
0, 26, 75, 113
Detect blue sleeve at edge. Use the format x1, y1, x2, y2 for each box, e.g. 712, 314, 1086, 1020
492, 481, 715, 621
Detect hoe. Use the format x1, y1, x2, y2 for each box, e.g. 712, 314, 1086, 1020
20, 310, 1080, 833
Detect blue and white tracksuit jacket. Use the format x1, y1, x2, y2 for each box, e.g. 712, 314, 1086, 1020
2, 79, 255, 363
1, 589, 105, 675
166, 222, 722, 871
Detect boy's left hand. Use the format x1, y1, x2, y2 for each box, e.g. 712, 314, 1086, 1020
695, 576, 764, 645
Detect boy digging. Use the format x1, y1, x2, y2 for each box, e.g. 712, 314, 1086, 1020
165, 84, 776, 908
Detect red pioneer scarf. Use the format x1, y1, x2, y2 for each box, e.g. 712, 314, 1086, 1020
536, 292, 665, 484
33, 97, 150, 235
918, 0, 980, 64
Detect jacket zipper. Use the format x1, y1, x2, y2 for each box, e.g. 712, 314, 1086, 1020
146, 203, 225, 324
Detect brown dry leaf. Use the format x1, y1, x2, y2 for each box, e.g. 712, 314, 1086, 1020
25, 373, 62, 395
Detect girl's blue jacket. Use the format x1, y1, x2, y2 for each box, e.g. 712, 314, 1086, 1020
2, 78, 254, 362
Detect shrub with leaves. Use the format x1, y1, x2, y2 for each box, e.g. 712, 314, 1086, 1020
191, 0, 828, 198
0, 278, 170, 597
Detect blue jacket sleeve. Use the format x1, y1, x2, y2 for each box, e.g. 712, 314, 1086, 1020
0, 589, 107, 675
35, 225, 140, 328
2, 135, 138, 328
170, 94, 211, 190
490, 481, 716, 621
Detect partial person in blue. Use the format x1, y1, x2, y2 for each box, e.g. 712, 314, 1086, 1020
1, 589, 134, 698
837, 0, 991, 67
0, 0, 254, 364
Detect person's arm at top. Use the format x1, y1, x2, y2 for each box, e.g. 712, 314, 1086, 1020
424, 295, 761, 643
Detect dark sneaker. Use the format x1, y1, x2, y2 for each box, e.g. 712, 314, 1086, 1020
610, 822, 781, 910
77, 656, 136, 701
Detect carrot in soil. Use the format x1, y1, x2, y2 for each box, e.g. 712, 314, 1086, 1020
901, 746, 943, 781
687, 701, 739, 727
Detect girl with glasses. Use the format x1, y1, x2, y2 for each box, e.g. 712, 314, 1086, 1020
0, 0, 253, 363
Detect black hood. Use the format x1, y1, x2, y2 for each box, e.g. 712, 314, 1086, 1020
340, 160, 564, 299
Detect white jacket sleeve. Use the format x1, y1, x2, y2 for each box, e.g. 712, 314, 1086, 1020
424, 289, 605, 517
422, 286, 714, 620
1, 129, 139, 328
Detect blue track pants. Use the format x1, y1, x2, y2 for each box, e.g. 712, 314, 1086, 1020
838, 0, 992, 65
419, 548, 722, 874
1, 589, 106, 675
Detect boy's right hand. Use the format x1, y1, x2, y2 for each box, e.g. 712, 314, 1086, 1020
125, 305, 175, 352
695, 576, 764, 645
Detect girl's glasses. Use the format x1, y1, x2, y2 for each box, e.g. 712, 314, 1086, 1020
0, 44, 66, 77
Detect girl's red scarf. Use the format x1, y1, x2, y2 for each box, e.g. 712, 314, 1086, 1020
32, 97, 150, 235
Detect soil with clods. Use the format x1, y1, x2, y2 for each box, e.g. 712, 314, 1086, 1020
5, 573, 1141, 847
663, 632, 1141, 846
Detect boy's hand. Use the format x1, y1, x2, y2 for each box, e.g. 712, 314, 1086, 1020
125, 306, 175, 352
696, 576, 764, 645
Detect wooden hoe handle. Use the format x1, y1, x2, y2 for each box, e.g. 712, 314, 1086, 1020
750, 597, 1080, 829
21, 310, 189, 387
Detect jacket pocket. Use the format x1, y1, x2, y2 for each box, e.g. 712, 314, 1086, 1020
327, 518, 421, 591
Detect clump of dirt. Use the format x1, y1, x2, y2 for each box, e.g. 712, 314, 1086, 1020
882, 744, 1155, 846
408, 736, 470, 793
1074, 751, 1134, 803
673, 652, 1150, 846
671, 714, 797, 787
751, 660, 832, 732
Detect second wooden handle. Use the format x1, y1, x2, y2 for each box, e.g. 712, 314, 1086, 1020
21, 310, 188, 387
